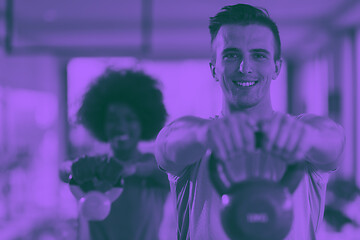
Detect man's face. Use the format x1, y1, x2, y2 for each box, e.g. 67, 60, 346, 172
104, 103, 142, 155
210, 24, 282, 109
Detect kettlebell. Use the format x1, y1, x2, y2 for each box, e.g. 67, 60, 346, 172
69, 170, 124, 221
70, 183, 124, 221
208, 147, 305, 240
61, 155, 125, 221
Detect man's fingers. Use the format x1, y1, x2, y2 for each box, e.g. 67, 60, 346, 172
231, 113, 257, 153
240, 122, 256, 152
285, 121, 303, 156
207, 119, 238, 161
262, 113, 282, 151
207, 125, 227, 160
274, 116, 292, 151
218, 119, 237, 159
228, 116, 244, 152
272, 116, 300, 162
293, 124, 313, 161
291, 123, 308, 161
246, 116, 258, 131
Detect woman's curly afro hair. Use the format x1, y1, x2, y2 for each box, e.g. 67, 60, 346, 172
77, 69, 167, 142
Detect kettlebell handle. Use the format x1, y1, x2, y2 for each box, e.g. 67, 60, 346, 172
208, 131, 306, 196
254, 131, 306, 193
208, 131, 265, 195
208, 150, 232, 196
279, 162, 306, 194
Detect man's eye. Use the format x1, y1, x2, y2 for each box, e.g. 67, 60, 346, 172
223, 53, 239, 60
253, 53, 267, 60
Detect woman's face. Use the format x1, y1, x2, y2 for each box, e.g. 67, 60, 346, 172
104, 103, 142, 155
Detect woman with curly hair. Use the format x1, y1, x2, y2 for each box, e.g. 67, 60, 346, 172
74, 69, 170, 240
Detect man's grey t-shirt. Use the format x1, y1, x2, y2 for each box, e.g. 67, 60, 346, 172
168, 115, 331, 240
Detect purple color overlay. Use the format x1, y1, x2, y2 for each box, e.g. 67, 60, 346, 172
0, 1, 359, 239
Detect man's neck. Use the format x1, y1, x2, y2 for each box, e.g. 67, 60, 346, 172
221, 98, 274, 122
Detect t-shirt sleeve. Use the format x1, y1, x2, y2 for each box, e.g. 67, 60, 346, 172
306, 161, 330, 231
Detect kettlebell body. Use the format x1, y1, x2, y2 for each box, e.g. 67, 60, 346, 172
208, 150, 305, 240
221, 180, 293, 240
79, 191, 112, 221
71, 186, 123, 221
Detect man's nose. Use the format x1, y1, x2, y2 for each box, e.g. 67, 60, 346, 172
239, 59, 252, 74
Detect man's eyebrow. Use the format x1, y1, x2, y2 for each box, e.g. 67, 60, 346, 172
222, 48, 240, 54
250, 49, 270, 55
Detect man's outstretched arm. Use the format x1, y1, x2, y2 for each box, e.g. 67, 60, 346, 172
155, 116, 209, 176
259, 113, 345, 172
155, 113, 258, 176
300, 114, 345, 171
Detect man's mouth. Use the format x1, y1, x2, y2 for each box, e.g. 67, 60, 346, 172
232, 81, 258, 87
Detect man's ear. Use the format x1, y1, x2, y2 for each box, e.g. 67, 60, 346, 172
272, 58, 283, 80
209, 62, 216, 79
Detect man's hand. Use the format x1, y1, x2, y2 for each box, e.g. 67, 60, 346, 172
258, 112, 318, 164
204, 113, 258, 162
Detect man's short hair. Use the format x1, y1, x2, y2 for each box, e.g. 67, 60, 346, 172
209, 4, 281, 60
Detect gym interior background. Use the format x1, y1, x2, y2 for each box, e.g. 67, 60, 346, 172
0, 0, 359, 239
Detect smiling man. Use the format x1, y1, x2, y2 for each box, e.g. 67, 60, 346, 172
155, 4, 345, 240
212, 24, 280, 113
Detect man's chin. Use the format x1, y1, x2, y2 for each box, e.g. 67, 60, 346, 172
230, 99, 258, 109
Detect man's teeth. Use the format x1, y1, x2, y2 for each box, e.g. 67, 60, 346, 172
235, 81, 256, 87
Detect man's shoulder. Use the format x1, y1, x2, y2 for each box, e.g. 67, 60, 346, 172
162, 115, 212, 132
274, 112, 316, 120
169, 115, 213, 124
294, 113, 318, 120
